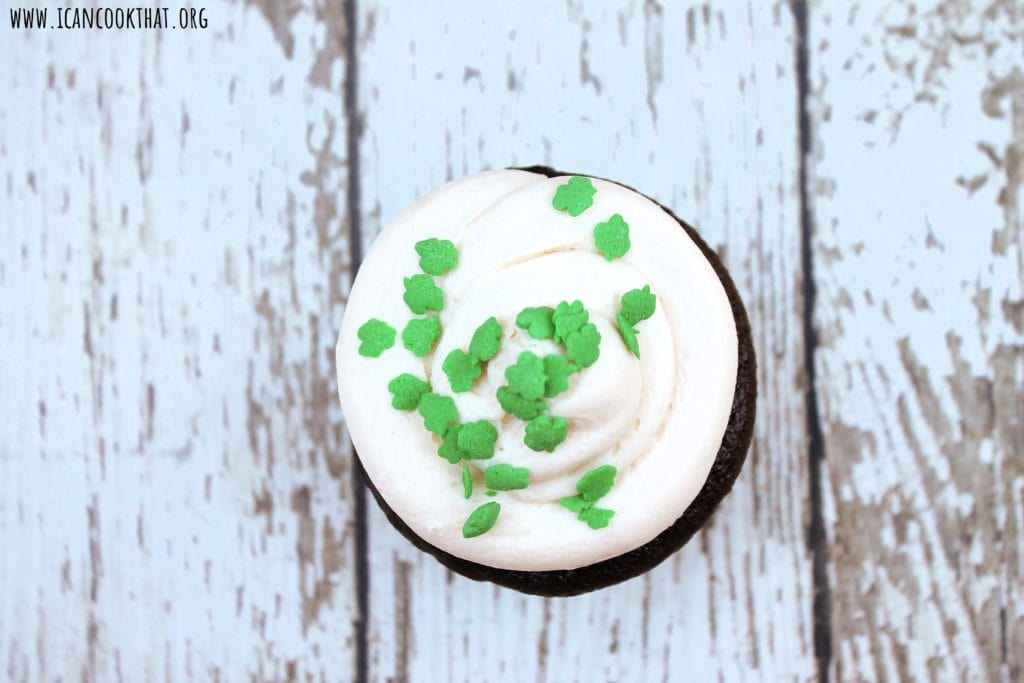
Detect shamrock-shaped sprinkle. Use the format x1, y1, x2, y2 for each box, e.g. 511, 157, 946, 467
505, 351, 546, 400
551, 176, 596, 217
401, 316, 442, 357
462, 464, 473, 499
418, 392, 458, 436
593, 213, 631, 261
515, 306, 555, 340
443, 349, 482, 393
438, 425, 465, 463
403, 274, 444, 314
457, 420, 498, 459
551, 300, 589, 344
468, 317, 502, 362
559, 464, 617, 529
415, 238, 458, 276
620, 285, 657, 325
437, 421, 498, 463
565, 322, 601, 368
524, 415, 569, 452
617, 285, 657, 358
578, 507, 615, 529
542, 354, 578, 397
386, 373, 431, 411
484, 464, 530, 491
496, 386, 548, 420
577, 465, 617, 501
463, 501, 501, 538
356, 319, 396, 357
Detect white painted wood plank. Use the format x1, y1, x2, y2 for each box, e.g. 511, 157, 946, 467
355, 2, 815, 681
0, 3, 356, 681
808, 1, 1023, 680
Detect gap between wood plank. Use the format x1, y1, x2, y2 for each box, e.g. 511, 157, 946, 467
343, 1, 369, 682
791, 1, 832, 680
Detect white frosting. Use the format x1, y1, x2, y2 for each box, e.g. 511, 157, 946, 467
336, 170, 737, 571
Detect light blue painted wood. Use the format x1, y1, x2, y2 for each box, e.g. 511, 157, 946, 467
0, 3, 357, 680
809, 1, 1023, 679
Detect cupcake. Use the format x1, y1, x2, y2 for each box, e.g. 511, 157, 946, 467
336, 166, 756, 596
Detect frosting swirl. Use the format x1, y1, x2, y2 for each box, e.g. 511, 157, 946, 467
337, 170, 737, 571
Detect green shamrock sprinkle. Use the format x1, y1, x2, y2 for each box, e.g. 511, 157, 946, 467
565, 323, 601, 368
542, 354, 578, 397
401, 317, 442, 357
357, 319, 396, 357
617, 286, 656, 358
442, 349, 482, 393
617, 313, 640, 358
620, 285, 657, 325
552, 300, 589, 344
515, 306, 555, 340
559, 465, 618, 529
578, 506, 615, 529
486, 490, 497, 497
418, 392, 458, 436
462, 464, 473, 499
593, 214, 631, 261
403, 274, 444, 314
559, 494, 616, 528
415, 238, 458, 276
577, 464, 617, 501
496, 386, 548, 420
438, 424, 465, 463
462, 501, 501, 538
457, 420, 498, 459
524, 415, 569, 452
484, 464, 530, 491
504, 351, 546, 400
468, 316, 502, 362
386, 373, 431, 411
551, 176, 596, 217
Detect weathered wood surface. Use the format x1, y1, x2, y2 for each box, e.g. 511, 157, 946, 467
808, 2, 1023, 681
1, 0, 1020, 682
0, 2, 357, 680
356, 2, 816, 681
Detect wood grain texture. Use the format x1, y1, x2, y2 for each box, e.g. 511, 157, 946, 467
4, 0, 1019, 681
354, 1, 815, 680
808, 1, 1023, 680
0, 2, 356, 680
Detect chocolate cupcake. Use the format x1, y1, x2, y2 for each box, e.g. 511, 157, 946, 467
336, 167, 755, 596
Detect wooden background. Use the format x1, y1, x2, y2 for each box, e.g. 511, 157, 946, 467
1, 0, 1020, 681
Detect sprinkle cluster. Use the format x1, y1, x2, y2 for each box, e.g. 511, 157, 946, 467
442, 317, 501, 393
355, 175, 665, 540
559, 465, 618, 529
503, 298, 607, 453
